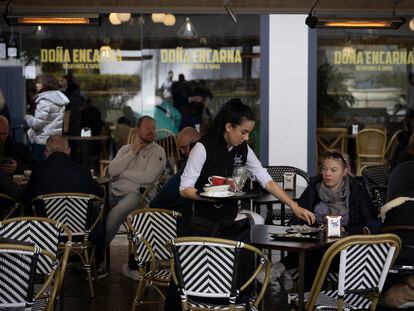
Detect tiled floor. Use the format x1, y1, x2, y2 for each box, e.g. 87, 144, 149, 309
61, 234, 291, 311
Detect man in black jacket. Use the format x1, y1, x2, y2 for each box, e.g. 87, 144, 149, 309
27, 135, 103, 199
27, 135, 107, 276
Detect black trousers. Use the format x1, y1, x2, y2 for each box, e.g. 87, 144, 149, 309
164, 215, 254, 311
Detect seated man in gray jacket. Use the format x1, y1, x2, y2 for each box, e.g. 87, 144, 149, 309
106, 115, 166, 244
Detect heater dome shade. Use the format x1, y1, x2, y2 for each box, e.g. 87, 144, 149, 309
164, 14, 176, 26
410, 18, 414, 31
151, 13, 165, 23
109, 13, 121, 25
117, 13, 131, 22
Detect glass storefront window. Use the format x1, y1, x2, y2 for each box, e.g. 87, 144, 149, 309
0, 14, 260, 154
317, 26, 414, 136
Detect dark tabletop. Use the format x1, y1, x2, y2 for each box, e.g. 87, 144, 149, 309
250, 224, 340, 252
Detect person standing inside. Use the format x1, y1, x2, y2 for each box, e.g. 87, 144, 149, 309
0, 115, 37, 176
59, 74, 85, 136
106, 116, 166, 244
25, 74, 69, 161
161, 70, 174, 100
0, 88, 10, 124
406, 73, 414, 118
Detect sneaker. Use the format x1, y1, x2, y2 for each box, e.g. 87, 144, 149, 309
256, 262, 286, 284
96, 268, 109, 280
85, 267, 109, 281
122, 263, 140, 281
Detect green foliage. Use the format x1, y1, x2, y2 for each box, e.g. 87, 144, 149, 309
318, 63, 355, 118
373, 71, 407, 88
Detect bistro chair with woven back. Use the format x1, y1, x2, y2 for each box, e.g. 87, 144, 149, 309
0, 216, 72, 310
0, 243, 59, 311
316, 127, 348, 172
288, 234, 401, 311
169, 236, 271, 311
32, 192, 104, 298
126, 207, 180, 310
254, 166, 310, 225
361, 164, 389, 212
0, 193, 24, 220
289, 234, 401, 311
379, 161, 414, 289
355, 128, 387, 176
156, 128, 181, 174
384, 129, 404, 166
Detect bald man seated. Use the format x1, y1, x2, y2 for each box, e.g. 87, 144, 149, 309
149, 127, 201, 211
27, 135, 103, 200
0, 115, 37, 176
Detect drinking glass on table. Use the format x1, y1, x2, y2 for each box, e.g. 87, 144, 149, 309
232, 165, 248, 195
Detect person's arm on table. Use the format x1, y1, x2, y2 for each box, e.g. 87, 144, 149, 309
265, 180, 315, 225
245, 145, 315, 225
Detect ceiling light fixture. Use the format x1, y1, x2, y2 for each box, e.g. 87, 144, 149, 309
163, 14, 176, 26
409, 17, 414, 31
305, 0, 405, 29
151, 13, 165, 23
177, 17, 198, 39
224, 0, 237, 23
34, 25, 50, 38
117, 13, 131, 22
109, 13, 121, 25
100, 38, 111, 58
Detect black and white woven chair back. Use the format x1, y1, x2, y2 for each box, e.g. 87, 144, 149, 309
171, 239, 243, 302
34, 194, 99, 240
362, 165, 388, 210
297, 235, 401, 311
0, 219, 62, 275
0, 245, 40, 310
129, 210, 179, 265
265, 166, 310, 184
339, 242, 395, 295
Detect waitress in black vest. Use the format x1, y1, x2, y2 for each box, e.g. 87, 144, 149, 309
179, 98, 315, 235
165, 98, 315, 310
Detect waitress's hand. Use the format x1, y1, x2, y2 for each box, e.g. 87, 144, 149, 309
292, 204, 316, 225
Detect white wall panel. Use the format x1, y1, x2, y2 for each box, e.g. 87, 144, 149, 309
267, 14, 309, 173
